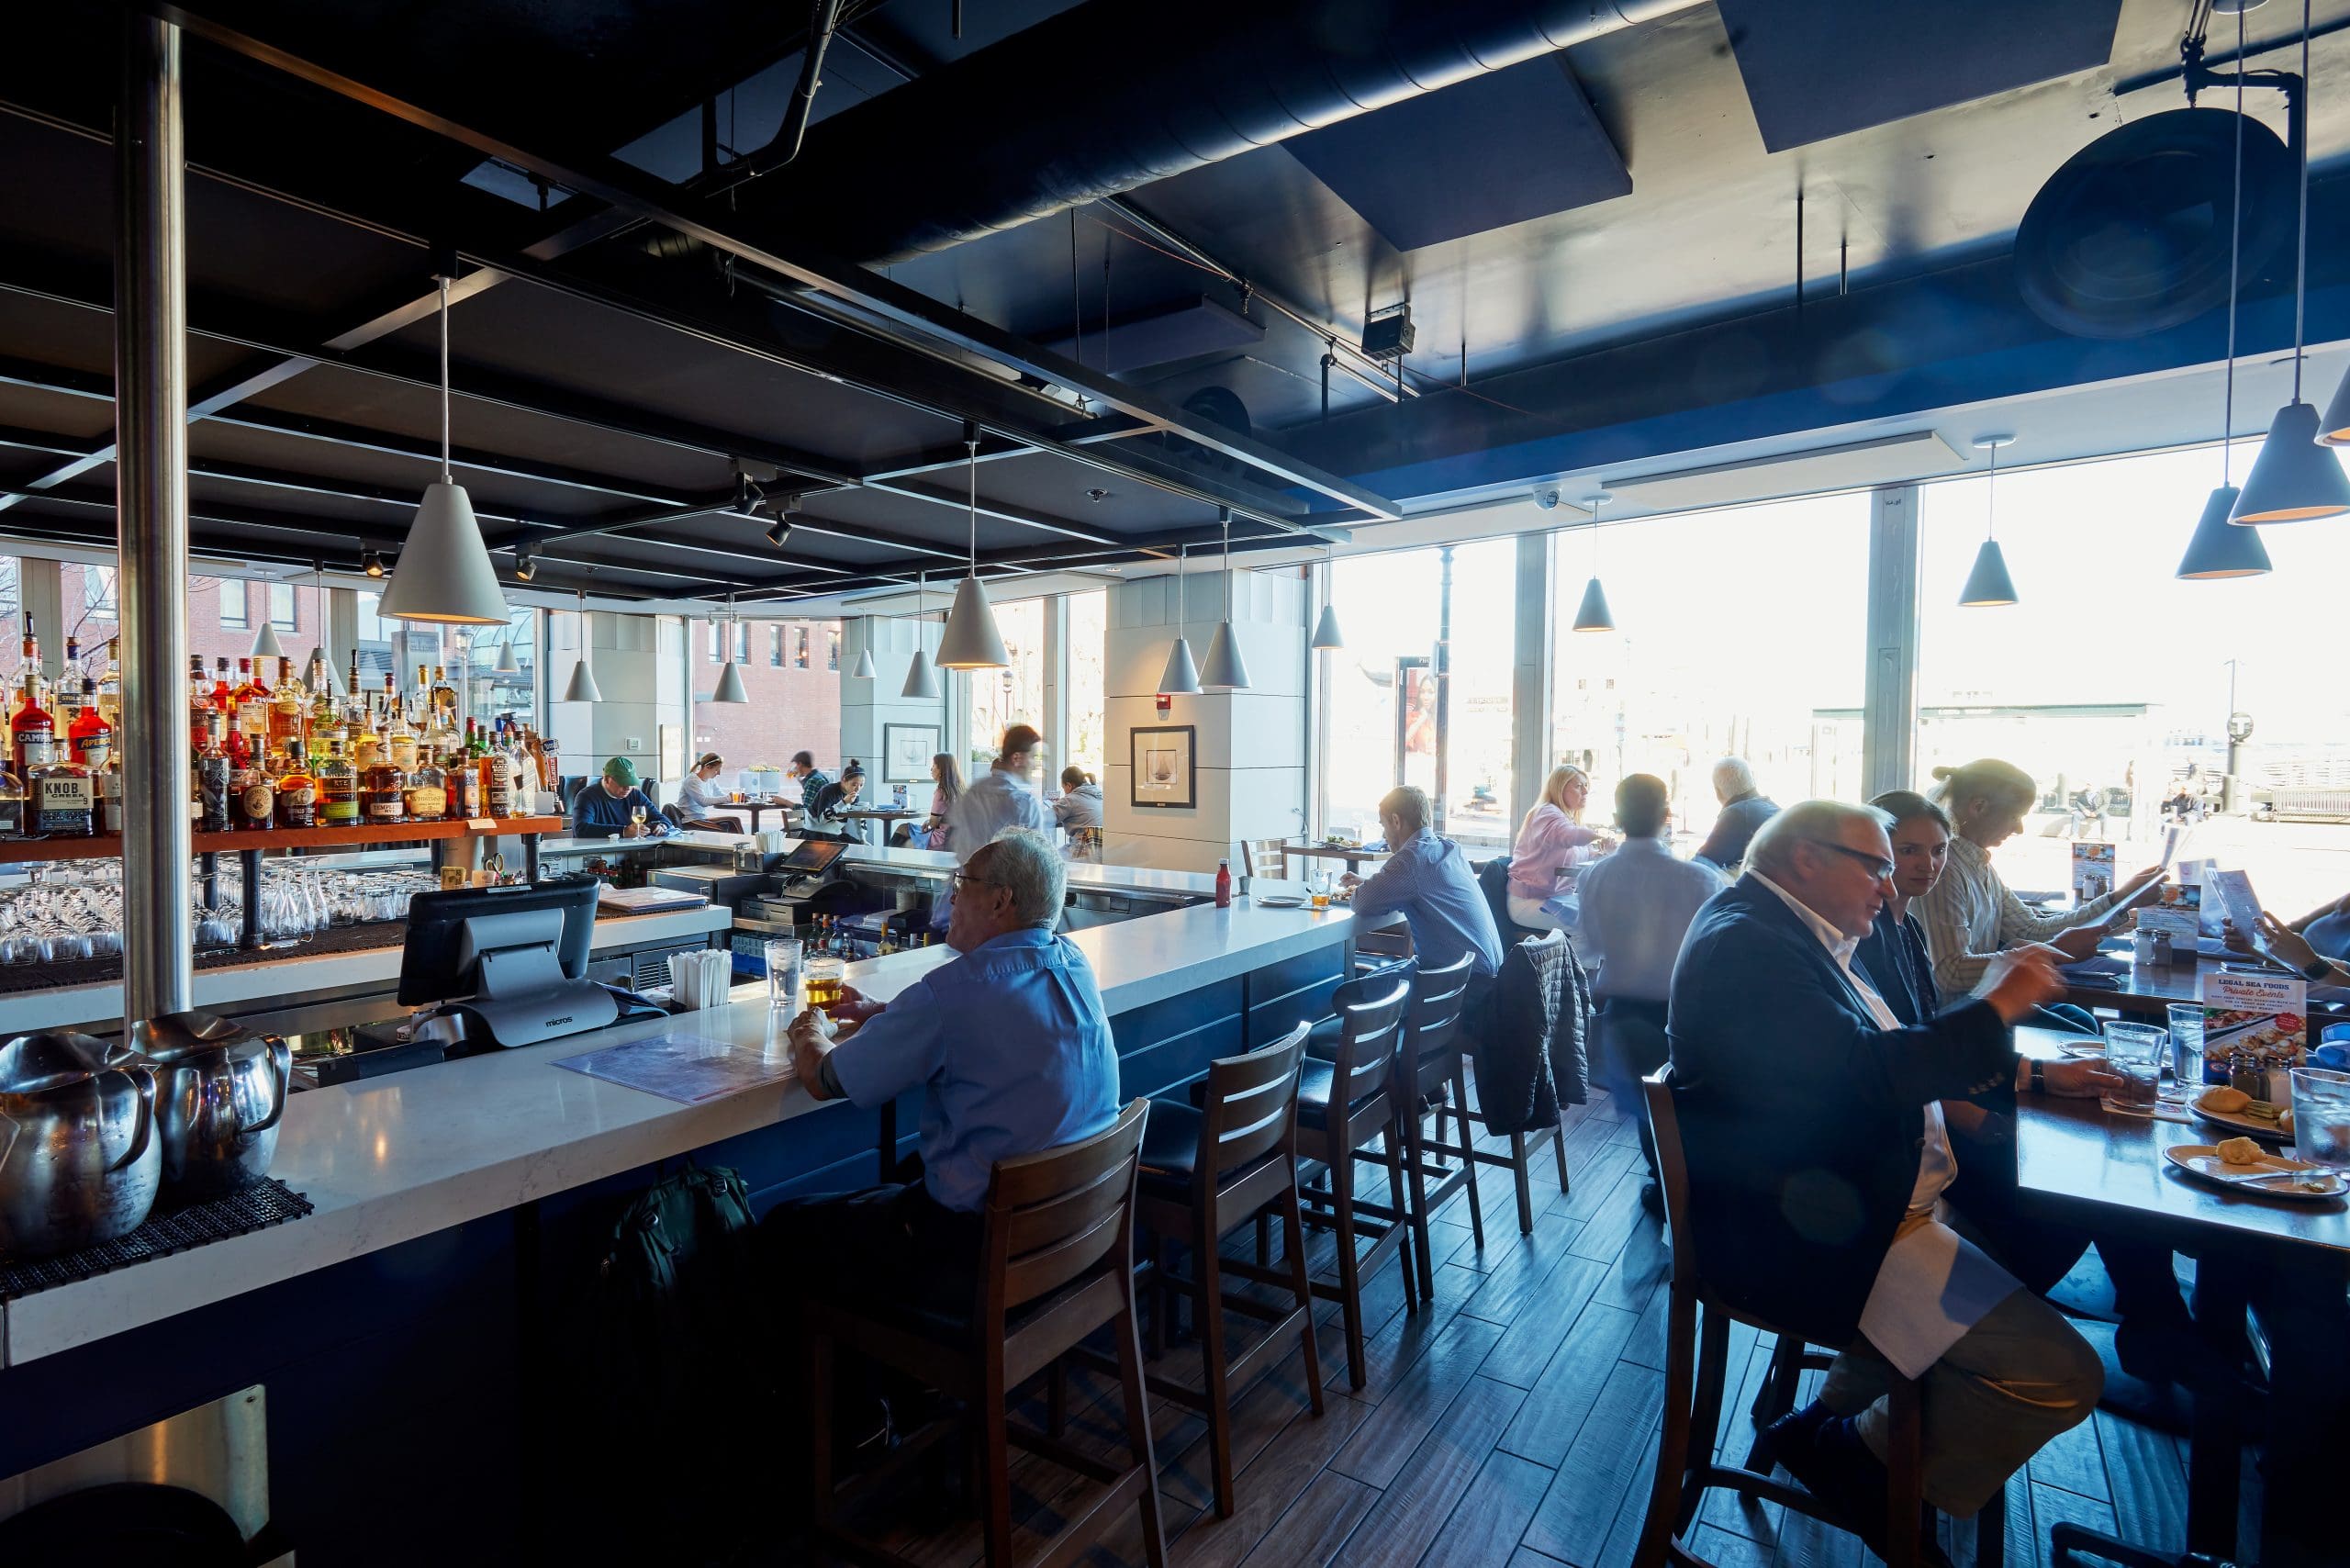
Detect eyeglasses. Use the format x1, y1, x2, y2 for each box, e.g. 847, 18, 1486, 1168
951, 870, 1007, 894
1809, 840, 1896, 883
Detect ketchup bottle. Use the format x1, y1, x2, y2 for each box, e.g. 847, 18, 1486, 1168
1214, 858, 1233, 908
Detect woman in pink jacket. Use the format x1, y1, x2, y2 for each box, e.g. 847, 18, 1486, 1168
1507, 764, 1613, 930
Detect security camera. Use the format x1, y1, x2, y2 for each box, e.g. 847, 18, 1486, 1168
1533, 487, 1561, 510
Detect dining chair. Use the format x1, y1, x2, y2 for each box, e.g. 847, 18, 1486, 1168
1134, 1023, 1323, 1518
1632, 1069, 2002, 1568
1239, 837, 1287, 881
1292, 973, 1417, 1387
1438, 935, 1572, 1238
803, 1099, 1164, 1568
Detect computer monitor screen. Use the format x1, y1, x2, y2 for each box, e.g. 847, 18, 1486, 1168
777, 838, 851, 874
398, 874, 599, 1005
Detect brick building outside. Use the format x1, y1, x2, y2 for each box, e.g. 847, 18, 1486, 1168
688, 617, 844, 780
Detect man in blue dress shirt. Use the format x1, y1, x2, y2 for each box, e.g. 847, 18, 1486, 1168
1343, 785, 1505, 982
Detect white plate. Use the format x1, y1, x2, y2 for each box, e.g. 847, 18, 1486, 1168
2164, 1143, 2345, 1200
2058, 1040, 2106, 1058
2189, 1092, 2293, 1144
1253, 895, 1304, 909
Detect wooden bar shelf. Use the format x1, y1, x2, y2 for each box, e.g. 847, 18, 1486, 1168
0, 815, 565, 865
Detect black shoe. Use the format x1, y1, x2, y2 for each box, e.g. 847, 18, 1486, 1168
1639, 1180, 1666, 1221
1774, 1415, 1892, 1557
1754, 1399, 1835, 1474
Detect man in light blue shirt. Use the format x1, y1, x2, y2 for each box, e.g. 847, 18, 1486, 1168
1343, 786, 1505, 981
943, 724, 1049, 867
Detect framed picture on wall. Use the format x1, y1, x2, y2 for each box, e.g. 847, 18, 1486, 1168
882, 723, 941, 784
1129, 724, 1196, 809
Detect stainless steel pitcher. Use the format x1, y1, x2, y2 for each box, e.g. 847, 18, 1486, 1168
131, 1011, 290, 1201
0, 1031, 161, 1257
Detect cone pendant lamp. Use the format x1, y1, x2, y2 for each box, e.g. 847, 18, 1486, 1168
1200, 508, 1250, 689
494, 637, 520, 675
251, 621, 285, 660
936, 426, 1010, 669
561, 579, 603, 703
2237, 0, 2350, 517
1158, 542, 1203, 694
1310, 538, 1345, 651
850, 645, 878, 679
711, 594, 749, 701
2179, 64, 2273, 582
1572, 493, 1616, 632
1958, 437, 2019, 606
901, 571, 943, 700
378, 274, 514, 624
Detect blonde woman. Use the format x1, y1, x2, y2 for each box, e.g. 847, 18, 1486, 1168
1507, 764, 1615, 930
1913, 757, 2165, 1002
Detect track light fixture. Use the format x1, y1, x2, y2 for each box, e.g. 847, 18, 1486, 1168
363, 550, 386, 578
513, 544, 537, 582
766, 498, 797, 550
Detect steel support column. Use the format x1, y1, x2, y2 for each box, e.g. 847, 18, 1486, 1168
1511, 530, 1553, 831
1862, 484, 1919, 801
116, 13, 193, 1020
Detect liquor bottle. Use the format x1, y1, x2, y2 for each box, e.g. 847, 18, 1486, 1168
209, 655, 233, 715
100, 638, 121, 730
386, 699, 419, 773
431, 664, 457, 730
452, 743, 483, 818
28, 732, 94, 836
53, 674, 82, 757
227, 731, 274, 832
97, 744, 125, 835
482, 722, 514, 818
363, 746, 408, 826
405, 745, 448, 823
0, 754, 22, 837
10, 615, 53, 778
351, 700, 384, 772
69, 677, 110, 765
317, 738, 359, 827
346, 651, 364, 716
62, 634, 80, 695
231, 656, 268, 748
275, 738, 317, 829
270, 657, 304, 753
196, 714, 231, 833
187, 654, 210, 722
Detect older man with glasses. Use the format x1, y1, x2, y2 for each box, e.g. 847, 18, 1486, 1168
764, 828, 1120, 1464
1666, 800, 2116, 1559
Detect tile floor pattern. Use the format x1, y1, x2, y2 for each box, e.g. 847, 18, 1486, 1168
804, 1088, 2201, 1568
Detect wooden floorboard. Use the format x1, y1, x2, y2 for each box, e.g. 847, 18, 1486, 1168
811, 1087, 2232, 1568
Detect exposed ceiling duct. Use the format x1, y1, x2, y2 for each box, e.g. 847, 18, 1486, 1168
743, 0, 1700, 263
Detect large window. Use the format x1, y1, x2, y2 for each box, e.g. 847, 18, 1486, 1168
220, 583, 249, 630
464, 610, 540, 730
268, 582, 297, 631
1550, 493, 1870, 852
968, 596, 1046, 776
1917, 438, 2350, 913
1319, 539, 1517, 849
1066, 589, 1107, 777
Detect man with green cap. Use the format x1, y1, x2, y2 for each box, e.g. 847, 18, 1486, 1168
572, 756, 671, 838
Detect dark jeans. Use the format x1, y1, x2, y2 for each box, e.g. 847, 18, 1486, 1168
1595, 997, 1670, 1184
760, 1181, 985, 1489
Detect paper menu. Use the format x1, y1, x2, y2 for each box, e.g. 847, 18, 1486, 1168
2207, 868, 2263, 935
2200, 969, 2308, 1085
2135, 883, 2202, 946
2071, 842, 2116, 903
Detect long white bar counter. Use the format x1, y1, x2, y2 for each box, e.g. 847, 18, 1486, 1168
0, 888, 1360, 1367
0, 905, 735, 1036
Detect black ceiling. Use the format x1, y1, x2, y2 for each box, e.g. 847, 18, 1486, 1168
0, 1, 2341, 606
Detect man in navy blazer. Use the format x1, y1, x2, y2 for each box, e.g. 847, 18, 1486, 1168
1667, 800, 2110, 1551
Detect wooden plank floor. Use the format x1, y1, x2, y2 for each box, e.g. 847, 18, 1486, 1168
801, 1087, 2206, 1568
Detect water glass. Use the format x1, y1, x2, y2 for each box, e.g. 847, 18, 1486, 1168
2288, 1065, 2350, 1170
764, 937, 803, 1010
2099, 1022, 2167, 1114
2165, 1003, 2205, 1089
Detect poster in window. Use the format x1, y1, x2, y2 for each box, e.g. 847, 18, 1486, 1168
882, 723, 941, 784
1129, 724, 1195, 810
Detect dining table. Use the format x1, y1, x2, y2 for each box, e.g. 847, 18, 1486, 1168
2012, 1025, 2348, 1568
1283, 839, 1392, 871
723, 797, 798, 834
2058, 943, 2350, 1024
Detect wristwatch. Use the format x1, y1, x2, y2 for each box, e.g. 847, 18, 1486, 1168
2030, 1058, 2046, 1096
2301, 956, 2333, 982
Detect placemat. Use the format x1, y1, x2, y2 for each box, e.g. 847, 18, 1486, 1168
0, 1178, 315, 1303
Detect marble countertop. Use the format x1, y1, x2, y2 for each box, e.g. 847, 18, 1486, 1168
1, 906, 735, 1036
843, 845, 1223, 899
0, 890, 1361, 1367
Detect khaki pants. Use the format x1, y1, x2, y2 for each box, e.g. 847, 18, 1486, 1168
1822, 1278, 2105, 1516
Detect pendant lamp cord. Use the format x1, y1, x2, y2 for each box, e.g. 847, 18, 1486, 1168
439, 274, 453, 485
1175, 543, 1187, 635
2295, 0, 2311, 400
1986, 441, 1998, 542
966, 433, 979, 577
2225, 1, 2244, 484
1221, 508, 1232, 619
1589, 496, 1603, 569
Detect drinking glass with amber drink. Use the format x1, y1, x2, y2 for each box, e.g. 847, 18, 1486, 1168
802, 955, 846, 1013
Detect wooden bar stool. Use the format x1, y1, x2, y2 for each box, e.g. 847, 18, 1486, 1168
1136, 1022, 1324, 1518
1391, 953, 1479, 1297
1292, 973, 1417, 1388
804, 1099, 1164, 1568
1632, 1070, 2004, 1568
